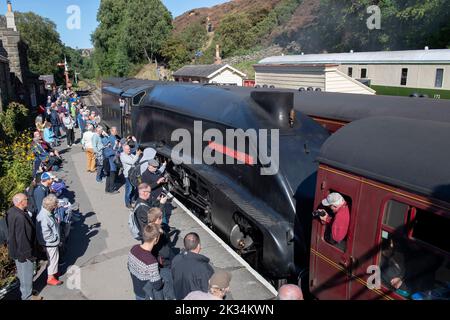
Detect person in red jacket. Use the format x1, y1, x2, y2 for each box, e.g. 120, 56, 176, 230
317, 192, 350, 244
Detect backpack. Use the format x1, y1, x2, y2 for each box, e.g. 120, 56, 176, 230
26, 184, 38, 216
50, 179, 66, 197
128, 159, 148, 188
128, 203, 147, 240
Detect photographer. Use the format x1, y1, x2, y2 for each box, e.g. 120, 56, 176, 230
314, 192, 350, 245
120, 144, 142, 208
121, 135, 140, 154
142, 159, 171, 225
134, 183, 168, 242
142, 159, 167, 201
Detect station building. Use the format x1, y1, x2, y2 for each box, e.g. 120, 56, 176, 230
256, 48, 450, 99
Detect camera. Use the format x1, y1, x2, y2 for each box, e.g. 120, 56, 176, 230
161, 188, 174, 200
312, 209, 327, 218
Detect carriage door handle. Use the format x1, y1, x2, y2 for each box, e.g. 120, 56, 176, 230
339, 256, 355, 270
339, 257, 350, 269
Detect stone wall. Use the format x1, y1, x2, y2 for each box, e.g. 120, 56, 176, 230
0, 28, 22, 82
222, 45, 284, 65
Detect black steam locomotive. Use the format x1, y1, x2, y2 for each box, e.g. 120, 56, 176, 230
101, 79, 330, 282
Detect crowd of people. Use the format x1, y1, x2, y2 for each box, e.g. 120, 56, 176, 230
3, 86, 303, 301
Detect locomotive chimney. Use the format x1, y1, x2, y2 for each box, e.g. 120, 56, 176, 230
251, 91, 295, 128
214, 44, 222, 65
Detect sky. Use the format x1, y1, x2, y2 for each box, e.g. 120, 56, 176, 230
9, 0, 229, 49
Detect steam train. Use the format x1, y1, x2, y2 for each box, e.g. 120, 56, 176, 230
102, 78, 329, 282
100, 79, 450, 298
220, 86, 450, 133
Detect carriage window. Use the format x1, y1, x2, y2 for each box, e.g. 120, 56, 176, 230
379, 206, 450, 299
348, 67, 353, 77
132, 91, 146, 106
401, 68, 408, 86
361, 68, 367, 78
383, 200, 409, 230
435, 69, 444, 88
412, 209, 450, 252
321, 191, 352, 252
379, 232, 450, 299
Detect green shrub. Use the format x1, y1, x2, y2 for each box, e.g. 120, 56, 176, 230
0, 102, 29, 142
0, 245, 16, 288
0, 102, 33, 288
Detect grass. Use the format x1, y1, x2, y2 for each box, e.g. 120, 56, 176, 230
371, 85, 450, 100
232, 59, 258, 79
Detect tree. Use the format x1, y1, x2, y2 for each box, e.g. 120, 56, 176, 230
92, 0, 173, 77
15, 12, 64, 75
276, 0, 450, 53
214, 13, 256, 57
125, 0, 172, 63
92, 0, 127, 76
162, 36, 191, 70
64, 46, 95, 80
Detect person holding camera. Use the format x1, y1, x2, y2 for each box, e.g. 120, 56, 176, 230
142, 159, 167, 200
134, 183, 168, 241
120, 144, 142, 208
314, 192, 350, 245
141, 159, 171, 224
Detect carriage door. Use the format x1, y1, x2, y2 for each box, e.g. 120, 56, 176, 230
121, 97, 132, 137
310, 167, 360, 300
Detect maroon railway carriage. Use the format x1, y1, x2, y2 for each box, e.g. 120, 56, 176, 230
309, 117, 450, 300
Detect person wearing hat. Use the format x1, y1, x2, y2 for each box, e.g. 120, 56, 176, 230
142, 159, 166, 194
316, 192, 350, 244
141, 158, 170, 223
183, 270, 232, 300
32, 172, 55, 215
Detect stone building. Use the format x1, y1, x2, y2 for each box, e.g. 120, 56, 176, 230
0, 1, 44, 112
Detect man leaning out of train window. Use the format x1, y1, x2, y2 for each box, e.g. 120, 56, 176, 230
315, 193, 350, 244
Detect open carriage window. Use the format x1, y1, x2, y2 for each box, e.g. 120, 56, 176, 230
321, 191, 352, 252
379, 202, 450, 300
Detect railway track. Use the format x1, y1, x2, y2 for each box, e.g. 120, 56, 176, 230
77, 80, 101, 107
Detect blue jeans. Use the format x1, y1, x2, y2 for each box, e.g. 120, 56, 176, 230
162, 203, 172, 226
124, 178, 134, 207
33, 159, 41, 177
15, 259, 34, 300
136, 295, 146, 300
160, 267, 175, 300
52, 125, 60, 138
96, 165, 103, 182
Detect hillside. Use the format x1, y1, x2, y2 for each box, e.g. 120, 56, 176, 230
168, 0, 449, 62
173, 0, 284, 34
173, 0, 320, 47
